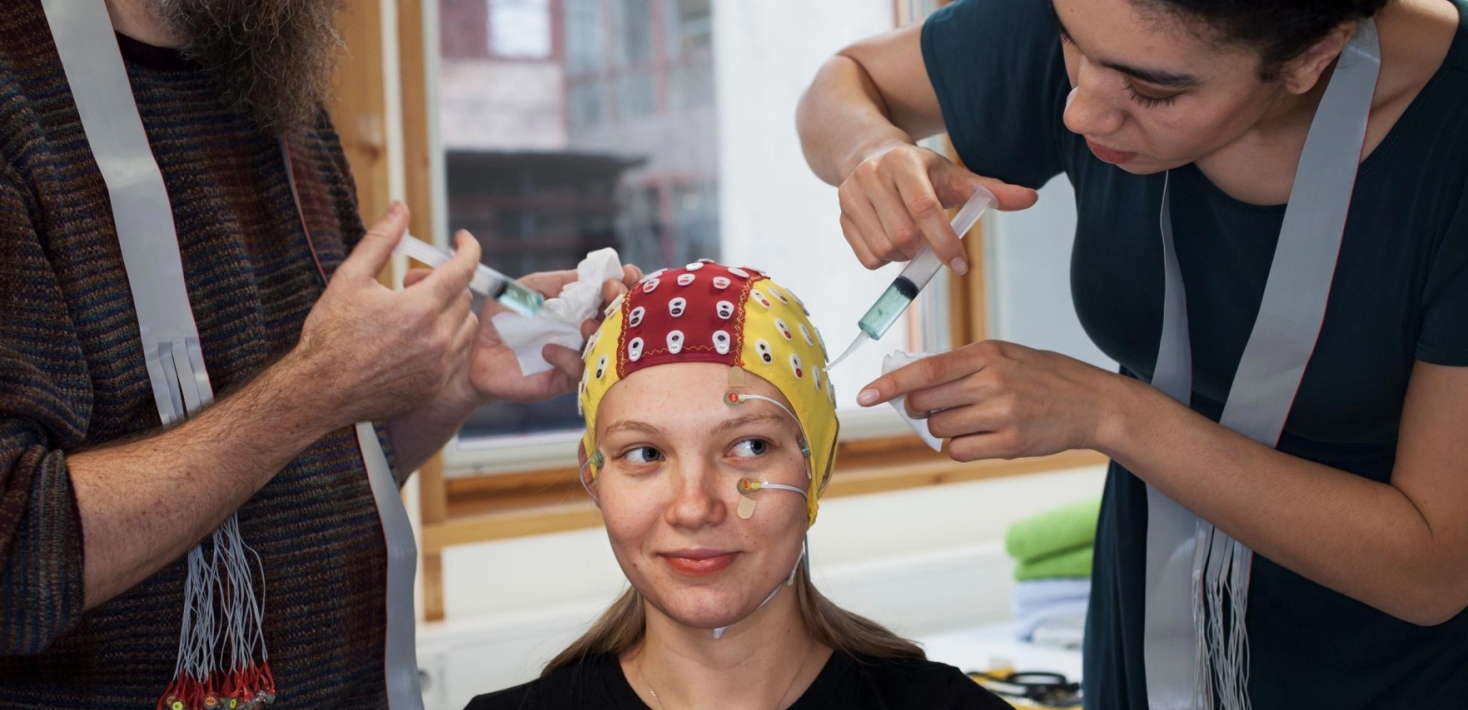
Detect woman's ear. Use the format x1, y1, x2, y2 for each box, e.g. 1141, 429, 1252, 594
1277, 20, 1359, 95
578, 441, 601, 507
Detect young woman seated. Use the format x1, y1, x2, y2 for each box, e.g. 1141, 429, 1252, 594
467, 262, 1009, 709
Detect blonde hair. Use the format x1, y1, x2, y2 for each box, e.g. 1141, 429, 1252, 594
543, 564, 924, 676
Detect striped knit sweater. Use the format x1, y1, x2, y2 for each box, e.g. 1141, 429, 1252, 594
1, 4, 398, 707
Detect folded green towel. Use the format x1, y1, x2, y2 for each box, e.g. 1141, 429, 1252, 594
1005, 498, 1102, 563
1015, 545, 1093, 582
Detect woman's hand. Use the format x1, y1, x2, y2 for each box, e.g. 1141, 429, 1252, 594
465, 267, 639, 404
855, 340, 1131, 461
838, 144, 1038, 273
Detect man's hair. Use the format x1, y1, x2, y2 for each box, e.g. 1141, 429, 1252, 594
1137, 0, 1389, 79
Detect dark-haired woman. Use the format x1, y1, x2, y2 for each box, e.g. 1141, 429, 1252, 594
798, 0, 1468, 707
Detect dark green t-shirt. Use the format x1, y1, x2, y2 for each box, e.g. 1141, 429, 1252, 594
923, 0, 1468, 707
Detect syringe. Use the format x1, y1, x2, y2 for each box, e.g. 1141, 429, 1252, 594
827, 186, 995, 369
393, 234, 546, 318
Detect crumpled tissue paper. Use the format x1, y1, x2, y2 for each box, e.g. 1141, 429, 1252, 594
491, 248, 622, 376
883, 350, 945, 452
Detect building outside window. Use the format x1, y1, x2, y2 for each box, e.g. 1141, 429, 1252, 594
437, 0, 720, 442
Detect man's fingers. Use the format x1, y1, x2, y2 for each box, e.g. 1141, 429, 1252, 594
621, 264, 643, 286
403, 268, 432, 288
421, 230, 480, 303
340, 202, 409, 282
449, 309, 478, 360
446, 284, 474, 327
893, 170, 966, 273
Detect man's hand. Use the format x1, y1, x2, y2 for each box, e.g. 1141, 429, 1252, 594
289, 203, 479, 429
387, 247, 640, 471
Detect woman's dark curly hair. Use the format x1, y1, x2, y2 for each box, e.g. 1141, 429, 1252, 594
1140, 0, 1390, 79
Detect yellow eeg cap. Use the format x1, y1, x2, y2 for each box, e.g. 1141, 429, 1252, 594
578, 261, 839, 527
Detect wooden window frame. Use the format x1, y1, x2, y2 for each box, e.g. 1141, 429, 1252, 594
334, 0, 1104, 622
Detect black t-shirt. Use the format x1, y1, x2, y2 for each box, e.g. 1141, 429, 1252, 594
923, 0, 1468, 708
465, 651, 1012, 710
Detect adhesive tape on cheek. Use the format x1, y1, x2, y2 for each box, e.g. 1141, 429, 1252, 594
1066, 87, 1078, 110
882, 350, 944, 452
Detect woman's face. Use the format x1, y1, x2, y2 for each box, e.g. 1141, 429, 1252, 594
1053, 0, 1303, 173
591, 363, 810, 631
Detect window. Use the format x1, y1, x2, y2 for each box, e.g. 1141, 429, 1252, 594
430, 0, 936, 474
488, 0, 553, 59
665, 0, 711, 57
435, 0, 725, 453
564, 0, 603, 73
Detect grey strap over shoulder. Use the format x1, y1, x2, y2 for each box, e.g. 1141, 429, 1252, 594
41, 0, 212, 424
41, 2, 422, 708
1142, 19, 1382, 710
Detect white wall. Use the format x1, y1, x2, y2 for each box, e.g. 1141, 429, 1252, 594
712, 0, 907, 407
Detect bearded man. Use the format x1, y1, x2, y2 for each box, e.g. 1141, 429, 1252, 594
0, 1, 629, 706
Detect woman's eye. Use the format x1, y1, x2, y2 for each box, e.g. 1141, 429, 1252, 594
730, 439, 770, 458
624, 446, 664, 464
1124, 82, 1179, 109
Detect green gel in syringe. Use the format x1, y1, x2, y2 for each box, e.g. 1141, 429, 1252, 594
394, 234, 545, 317
858, 275, 922, 340
828, 186, 995, 370
491, 280, 548, 318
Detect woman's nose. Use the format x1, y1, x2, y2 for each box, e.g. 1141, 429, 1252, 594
663, 462, 727, 529
1063, 63, 1125, 138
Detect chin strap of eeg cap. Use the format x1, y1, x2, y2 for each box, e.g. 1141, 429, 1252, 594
713, 538, 806, 641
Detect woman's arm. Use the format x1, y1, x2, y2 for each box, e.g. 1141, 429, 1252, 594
796, 24, 946, 185
796, 24, 1038, 273
860, 343, 1468, 626
1102, 359, 1468, 626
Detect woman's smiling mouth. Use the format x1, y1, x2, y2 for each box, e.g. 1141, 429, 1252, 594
661, 549, 740, 576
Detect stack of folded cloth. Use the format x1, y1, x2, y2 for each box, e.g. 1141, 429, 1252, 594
1004, 498, 1101, 650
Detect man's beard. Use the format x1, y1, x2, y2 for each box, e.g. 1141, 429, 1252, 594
156, 0, 345, 135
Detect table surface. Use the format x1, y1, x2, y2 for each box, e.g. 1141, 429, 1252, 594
917, 623, 1084, 682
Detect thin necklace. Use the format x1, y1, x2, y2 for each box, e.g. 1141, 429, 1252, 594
637, 634, 816, 710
